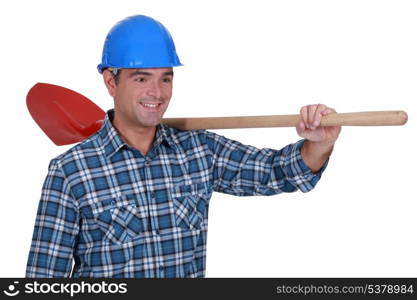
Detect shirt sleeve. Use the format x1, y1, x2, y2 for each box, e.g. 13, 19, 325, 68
26, 159, 79, 278
204, 131, 328, 196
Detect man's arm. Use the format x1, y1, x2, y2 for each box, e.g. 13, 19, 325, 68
297, 104, 341, 173
26, 160, 79, 278
202, 104, 340, 196
204, 132, 327, 196
301, 140, 334, 173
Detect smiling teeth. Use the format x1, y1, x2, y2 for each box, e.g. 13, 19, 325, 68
142, 103, 158, 108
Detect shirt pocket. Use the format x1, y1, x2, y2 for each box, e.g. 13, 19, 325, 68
171, 182, 209, 231
90, 194, 148, 245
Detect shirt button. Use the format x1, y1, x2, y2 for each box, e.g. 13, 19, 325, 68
145, 161, 151, 166
159, 265, 164, 271
150, 192, 155, 198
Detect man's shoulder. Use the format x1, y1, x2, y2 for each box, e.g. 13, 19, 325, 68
50, 132, 103, 167
163, 124, 241, 152
163, 124, 212, 147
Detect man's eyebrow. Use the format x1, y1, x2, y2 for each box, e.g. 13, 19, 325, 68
128, 70, 174, 78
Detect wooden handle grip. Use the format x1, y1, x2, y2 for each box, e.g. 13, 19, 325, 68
162, 111, 408, 130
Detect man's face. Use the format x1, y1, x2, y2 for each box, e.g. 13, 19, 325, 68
106, 67, 173, 129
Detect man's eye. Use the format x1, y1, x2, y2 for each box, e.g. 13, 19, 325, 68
135, 77, 146, 82
163, 78, 172, 83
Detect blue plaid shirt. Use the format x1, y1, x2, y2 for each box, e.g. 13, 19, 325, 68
26, 110, 327, 278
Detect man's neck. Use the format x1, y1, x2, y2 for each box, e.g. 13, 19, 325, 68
112, 117, 157, 156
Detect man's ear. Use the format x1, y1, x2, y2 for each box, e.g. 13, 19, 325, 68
103, 70, 117, 97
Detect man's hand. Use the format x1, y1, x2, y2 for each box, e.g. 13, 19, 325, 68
296, 104, 341, 173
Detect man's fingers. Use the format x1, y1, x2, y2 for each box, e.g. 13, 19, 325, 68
312, 104, 328, 128
297, 121, 306, 132
307, 105, 318, 128
321, 107, 336, 115
300, 106, 308, 128
300, 104, 336, 129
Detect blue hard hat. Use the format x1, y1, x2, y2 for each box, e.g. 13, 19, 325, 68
97, 15, 182, 73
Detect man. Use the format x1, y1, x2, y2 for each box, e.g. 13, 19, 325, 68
26, 15, 340, 278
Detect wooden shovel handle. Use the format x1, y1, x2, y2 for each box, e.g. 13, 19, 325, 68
162, 111, 408, 130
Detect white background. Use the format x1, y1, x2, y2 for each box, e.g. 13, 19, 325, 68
0, 0, 416, 277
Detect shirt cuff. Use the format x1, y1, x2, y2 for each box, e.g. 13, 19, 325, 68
286, 139, 329, 193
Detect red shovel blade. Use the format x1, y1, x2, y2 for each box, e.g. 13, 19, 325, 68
26, 83, 106, 146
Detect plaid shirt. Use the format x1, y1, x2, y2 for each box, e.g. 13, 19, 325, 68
26, 110, 327, 278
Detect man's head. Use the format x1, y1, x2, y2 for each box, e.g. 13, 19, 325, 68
98, 15, 182, 129
103, 67, 173, 128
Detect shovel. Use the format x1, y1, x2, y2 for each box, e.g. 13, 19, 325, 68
27, 83, 106, 145
26, 83, 408, 146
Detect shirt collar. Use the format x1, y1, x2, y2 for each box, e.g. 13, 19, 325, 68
99, 109, 176, 158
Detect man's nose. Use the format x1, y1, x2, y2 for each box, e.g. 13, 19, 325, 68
146, 80, 162, 99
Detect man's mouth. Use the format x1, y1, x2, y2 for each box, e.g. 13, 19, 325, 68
139, 101, 162, 110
